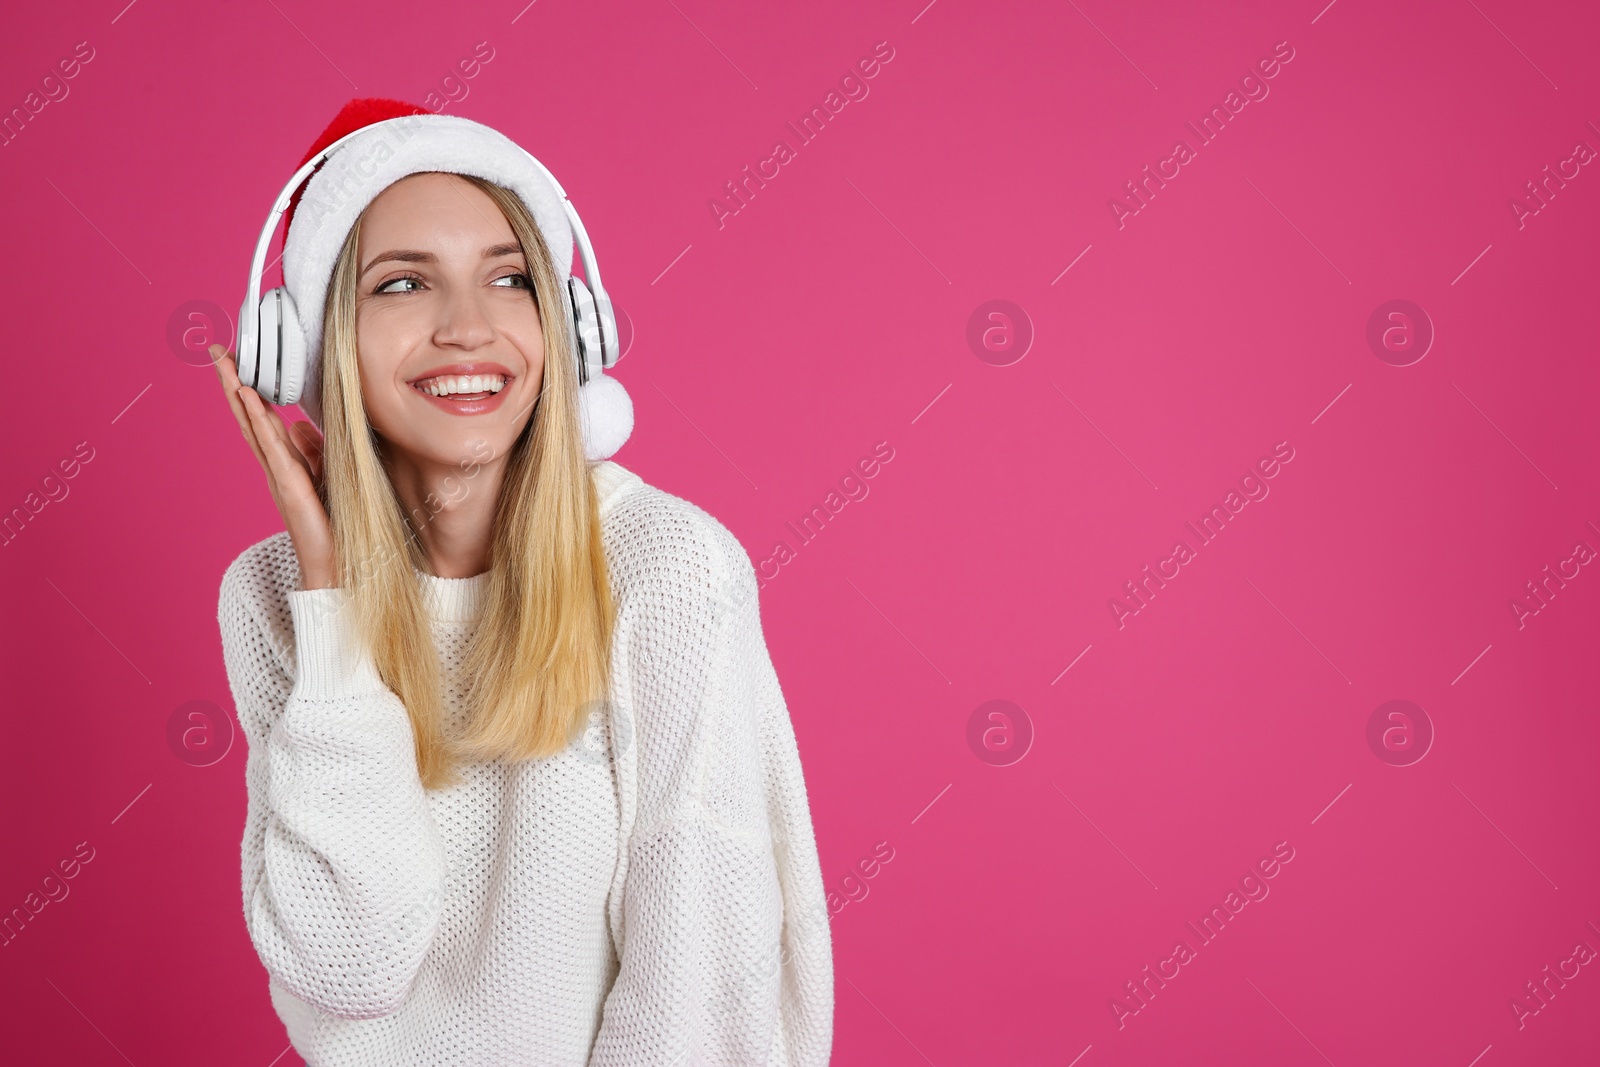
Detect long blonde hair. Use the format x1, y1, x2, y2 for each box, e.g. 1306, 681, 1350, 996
315, 172, 614, 791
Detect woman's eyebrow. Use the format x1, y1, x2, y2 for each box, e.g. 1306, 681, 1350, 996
360, 242, 526, 277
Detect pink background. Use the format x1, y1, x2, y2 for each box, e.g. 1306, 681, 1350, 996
3, 0, 1598, 1063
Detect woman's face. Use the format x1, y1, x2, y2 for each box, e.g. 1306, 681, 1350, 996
353, 171, 545, 476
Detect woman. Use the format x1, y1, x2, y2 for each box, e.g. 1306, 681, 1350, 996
214, 99, 833, 1066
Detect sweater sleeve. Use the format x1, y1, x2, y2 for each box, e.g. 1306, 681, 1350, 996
588, 525, 834, 1067
219, 551, 449, 1021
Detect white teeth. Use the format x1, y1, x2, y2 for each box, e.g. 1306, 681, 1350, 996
415, 374, 507, 397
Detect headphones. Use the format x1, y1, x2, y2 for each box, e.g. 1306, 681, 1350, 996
237, 119, 619, 407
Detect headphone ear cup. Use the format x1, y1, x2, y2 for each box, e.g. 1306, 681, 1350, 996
254, 287, 283, 401
592, 291, 619, 371
275, 290, 307, 406
237, 293, 261, 390
566, 276, 600, 385
252, 287, 307, 405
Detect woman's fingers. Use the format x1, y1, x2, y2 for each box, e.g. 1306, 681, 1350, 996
212, 344, 269, 473
239, 386, 306, 486
216, 347, 336, 586
212, 344, 313, 484
211, 344, 250, 431
288, 420, 326, 486
276, 415, 317, 486
235, 386, 277, 482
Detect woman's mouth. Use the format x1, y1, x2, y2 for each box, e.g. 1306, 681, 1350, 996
409, 373, 513, 415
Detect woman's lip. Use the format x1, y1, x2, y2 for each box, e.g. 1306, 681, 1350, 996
409, 380, 513, 416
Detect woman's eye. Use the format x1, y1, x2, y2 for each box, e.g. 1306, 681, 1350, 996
372, 273, 528, 294
374, 275, 422, 294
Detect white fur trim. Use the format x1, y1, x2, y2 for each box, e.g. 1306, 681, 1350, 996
282, 113, 574, 431
578, 373, 633, 461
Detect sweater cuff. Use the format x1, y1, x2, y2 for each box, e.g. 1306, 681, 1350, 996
287, 588, 388, 699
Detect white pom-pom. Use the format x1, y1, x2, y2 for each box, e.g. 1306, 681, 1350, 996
578, 373, 634, 461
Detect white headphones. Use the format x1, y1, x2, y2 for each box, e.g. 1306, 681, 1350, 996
236, 119, 620, 407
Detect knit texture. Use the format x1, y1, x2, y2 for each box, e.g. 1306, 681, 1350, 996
218, 460, 834, 1066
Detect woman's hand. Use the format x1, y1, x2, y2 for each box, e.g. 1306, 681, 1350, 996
212, 343, 337, 591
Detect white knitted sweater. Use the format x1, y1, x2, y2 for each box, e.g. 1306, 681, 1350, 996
217, 460, 834, 1066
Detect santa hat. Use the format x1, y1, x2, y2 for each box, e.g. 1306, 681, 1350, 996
280, 97, 632, 461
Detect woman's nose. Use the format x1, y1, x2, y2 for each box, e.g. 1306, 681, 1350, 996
434, 286, 496, 348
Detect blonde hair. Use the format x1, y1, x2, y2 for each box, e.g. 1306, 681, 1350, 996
315, 172, 614, 791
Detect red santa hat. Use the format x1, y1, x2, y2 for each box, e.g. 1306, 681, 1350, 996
279, 97, 632, 461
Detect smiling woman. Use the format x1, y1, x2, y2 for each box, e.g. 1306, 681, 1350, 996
213, 98, 833, 1067
338, 173, 551, 482
368, 238, 525, 408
